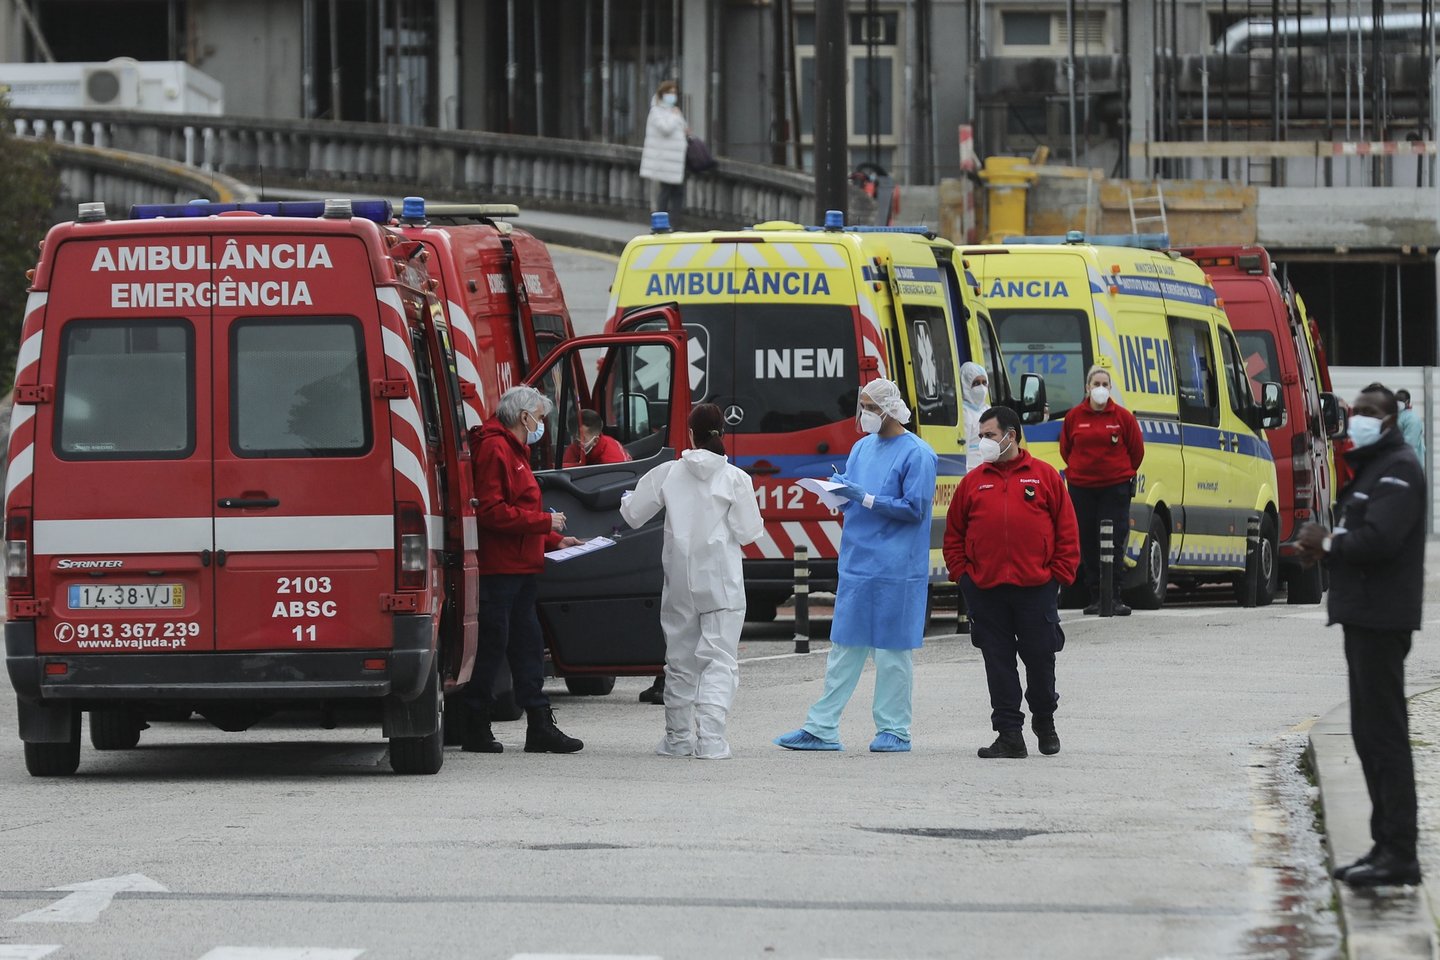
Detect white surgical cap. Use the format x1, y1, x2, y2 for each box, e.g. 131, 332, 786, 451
860, 378, 912, 425
959, 362, 989, 407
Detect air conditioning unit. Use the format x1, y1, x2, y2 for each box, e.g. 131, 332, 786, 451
82, 62, 139, 109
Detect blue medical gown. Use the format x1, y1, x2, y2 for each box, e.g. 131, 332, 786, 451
831, 431, 938, 649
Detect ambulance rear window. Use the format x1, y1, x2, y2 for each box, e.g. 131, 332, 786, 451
991, 309, 1090, 414
230, 318, 371, 457
1234, 330, 1278, 403
56, 320, 194, 460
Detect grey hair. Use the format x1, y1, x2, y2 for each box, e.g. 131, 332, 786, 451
496, 386, 552, 427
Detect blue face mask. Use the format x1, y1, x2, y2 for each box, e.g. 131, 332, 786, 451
662, 93, 678, 107
1348, 414, 1383, 449
524, 414, 545, 446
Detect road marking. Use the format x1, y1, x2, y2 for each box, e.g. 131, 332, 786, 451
511, 955, 662, 960
196, 950, 365, 960
1282, 611, 1327, 620
11, 873, 168, 924
739, 649, 825, 664
0, 948, 61, 960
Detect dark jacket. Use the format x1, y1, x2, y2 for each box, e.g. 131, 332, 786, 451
943, 448, 1081, 589
1326, 428, 1426, 630
471, 418, 563, 576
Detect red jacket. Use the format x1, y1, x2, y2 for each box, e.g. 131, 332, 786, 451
944, 449, 1080, 589
471, 418, 562, 576
562, 433, 628, 468
1059, 400, 1145, 488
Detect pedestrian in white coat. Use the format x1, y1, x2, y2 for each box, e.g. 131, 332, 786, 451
640, 80, 688, 216
620, 403, 764, 759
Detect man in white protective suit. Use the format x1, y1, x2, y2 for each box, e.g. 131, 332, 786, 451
620, 403, 765, 759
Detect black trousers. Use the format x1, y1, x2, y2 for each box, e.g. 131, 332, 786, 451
463, 574, 550, 714
657, 181, 685, 215
959, 578, 1063, 731
1069, 481, 1132, 601
1343, 625, 1418, 860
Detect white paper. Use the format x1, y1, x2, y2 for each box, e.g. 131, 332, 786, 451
545, 535, 618, 562
796, 477, 849, 510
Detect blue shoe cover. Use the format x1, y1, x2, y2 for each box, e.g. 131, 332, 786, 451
773, 729, 842, 751
869, 732, 912, 753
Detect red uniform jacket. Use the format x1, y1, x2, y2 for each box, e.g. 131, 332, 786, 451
471, 418, 562, 576
562, 433, 628, 468
944, 449, 1080, 589
1059, 400, 1145, 488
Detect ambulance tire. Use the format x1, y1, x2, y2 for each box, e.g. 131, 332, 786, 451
564, 676, 616, 696
1286, 559, 1324, 605
24, 735, 80, 777
1124, 516, 1169, 611
389, 662, 444, 775
491, 689, 523, 722
745, 595, 781, 623
89, 708, 143, 750
1255, 516, 1280, 607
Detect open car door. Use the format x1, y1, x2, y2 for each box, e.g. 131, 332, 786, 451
522, 306, 690, 677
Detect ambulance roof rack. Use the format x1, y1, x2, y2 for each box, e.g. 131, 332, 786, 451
128, 199, 395, 223
422, 202, 522, 223
1001, 231, 1171, 250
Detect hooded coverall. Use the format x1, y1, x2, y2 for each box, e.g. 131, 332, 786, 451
621, 448, 764, 758
960, 361, 990, 472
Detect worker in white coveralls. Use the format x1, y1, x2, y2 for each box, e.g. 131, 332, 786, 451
960, 361, 990, 471
774, 378, 938, 752
620, 402, 765, 759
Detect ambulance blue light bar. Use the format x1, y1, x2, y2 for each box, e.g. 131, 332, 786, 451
1003, 231, 1171, 250
128, 199, 395, 223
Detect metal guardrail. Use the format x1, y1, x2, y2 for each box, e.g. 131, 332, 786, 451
12, 109, 815, 227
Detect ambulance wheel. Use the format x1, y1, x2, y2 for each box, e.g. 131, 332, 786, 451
1124, 516, 1169, 611
389, 663, 444, 775
1286, 559, 1323, 605
25, 736, 80, 777
491, 689, 523, 722
89, 708, 144, 750
745, 595, 780, 622
1255, 516, 1280, 607
564, 676, 616, 696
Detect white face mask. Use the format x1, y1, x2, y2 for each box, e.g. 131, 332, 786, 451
1347, 414, 1383, 449
977, 434, 1011, 463
661, 92, 678, 107
859, 410, 884, 434
1091, 385, 1110, 406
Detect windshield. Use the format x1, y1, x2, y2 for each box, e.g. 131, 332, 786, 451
1234, 329, 1279, 403
991, 308, 1090, 415
636, 302, 860, 434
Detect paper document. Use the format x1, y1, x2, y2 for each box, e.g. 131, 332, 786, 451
796, 477, 849, 510
545, 536, 617, 562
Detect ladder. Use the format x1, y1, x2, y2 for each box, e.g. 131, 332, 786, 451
1126, 183, 1169, 237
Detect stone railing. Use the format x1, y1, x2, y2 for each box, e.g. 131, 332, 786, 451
39, 140, 258, 220
12, 109, 815, 228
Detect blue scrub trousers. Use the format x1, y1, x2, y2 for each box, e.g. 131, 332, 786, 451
802, 643, 914, 743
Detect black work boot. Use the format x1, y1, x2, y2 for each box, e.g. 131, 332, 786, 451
524, 706, 584, 754
638, 674, 666, 705
460, 710, 503, 754
977, 730, 1028, 759
1032, 716, 1061, 756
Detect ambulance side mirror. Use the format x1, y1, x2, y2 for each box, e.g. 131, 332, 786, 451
1258, 381, 1284, 430
1016, 373, 1047, 425
621, 392, 652, 440
1319, 392, 1347, 439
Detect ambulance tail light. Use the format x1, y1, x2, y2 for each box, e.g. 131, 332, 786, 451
5, 510, 32, 598
1291, 435, 1315, 520
395, 502, 427, 590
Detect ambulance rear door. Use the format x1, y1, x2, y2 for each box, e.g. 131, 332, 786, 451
31, 234, 216, 655
525, 312, 691, 675
210, 232, 401, 651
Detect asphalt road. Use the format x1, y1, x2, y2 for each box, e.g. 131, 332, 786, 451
5, 584, 1437, 960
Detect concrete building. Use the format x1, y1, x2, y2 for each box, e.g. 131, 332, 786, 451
0, 0, 1437, 365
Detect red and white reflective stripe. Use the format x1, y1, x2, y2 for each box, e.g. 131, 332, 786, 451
1332, 140, 1438, 156
743, 520, 843, 560
446, 298, 485, 428
855, 297, 888, 380
376, 288, 432, 518
4, 295, 47, 517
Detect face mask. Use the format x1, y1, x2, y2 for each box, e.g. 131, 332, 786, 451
963, 381, 988, 405
1347, 414, 1382, 449
978, 435, 1011, 463
662, 93, 678, 107
859, 410, 884, 434
524, 415, 545, 446
581, 434, 598, 454
1091, 385, 1110, 406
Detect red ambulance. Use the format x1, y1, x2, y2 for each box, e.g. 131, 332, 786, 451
3, 198, 689, 776
1181, 244, 1344, 603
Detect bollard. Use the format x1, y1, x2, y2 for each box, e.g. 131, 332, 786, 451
1242, 515, 1261, 607
1098, 519, 1115, 617
793, 545, 810, 654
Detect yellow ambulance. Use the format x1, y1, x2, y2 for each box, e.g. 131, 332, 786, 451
605, 212, 1043, 619
961, 234, 1284, 608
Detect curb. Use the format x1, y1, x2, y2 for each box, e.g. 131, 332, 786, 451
1309, 691, 1440, 959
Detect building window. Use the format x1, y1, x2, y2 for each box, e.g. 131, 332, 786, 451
1003, 12, 1052, 46
995, 9, 1108, 56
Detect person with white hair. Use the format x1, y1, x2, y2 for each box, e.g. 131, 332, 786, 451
774, 378, 938, 753
462, 385, 585, 755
